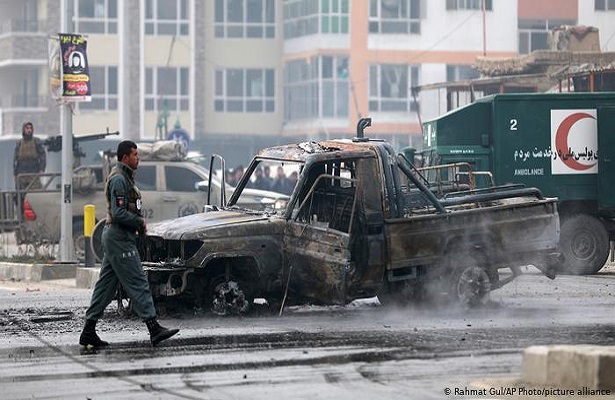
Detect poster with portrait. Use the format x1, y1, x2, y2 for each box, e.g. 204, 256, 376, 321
57, 33, 91, 101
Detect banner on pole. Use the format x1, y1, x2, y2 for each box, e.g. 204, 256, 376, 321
54, 33, 92, 102
48, 37, 61, 100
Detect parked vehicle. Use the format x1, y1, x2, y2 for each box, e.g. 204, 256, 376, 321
418, 92, 615, 275
140, 119, 561, 315
1, 141, 288, 258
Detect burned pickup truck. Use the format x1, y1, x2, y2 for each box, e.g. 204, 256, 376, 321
142, 119, 561, 313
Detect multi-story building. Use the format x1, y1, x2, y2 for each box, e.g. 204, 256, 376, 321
0, 0, 614, 168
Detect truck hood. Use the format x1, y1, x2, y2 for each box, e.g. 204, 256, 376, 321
146, 210, 275, 240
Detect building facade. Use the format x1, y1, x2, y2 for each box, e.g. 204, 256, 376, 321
0, 0, 614, 167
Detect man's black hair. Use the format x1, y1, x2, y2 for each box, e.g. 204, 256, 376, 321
117, 140, 137, 161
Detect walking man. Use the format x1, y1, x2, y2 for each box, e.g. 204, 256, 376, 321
79, 140, 179, 348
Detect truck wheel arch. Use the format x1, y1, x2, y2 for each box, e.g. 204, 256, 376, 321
442, 233, 499, 268
378, 234, 498, 307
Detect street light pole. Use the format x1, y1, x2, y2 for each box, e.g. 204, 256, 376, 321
59, 0, 74, 262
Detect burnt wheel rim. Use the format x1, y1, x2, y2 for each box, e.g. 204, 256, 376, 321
454, 267, 491, 307
211, 280, 249, 316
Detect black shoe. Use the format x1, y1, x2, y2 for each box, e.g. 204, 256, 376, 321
145, 318, 179, 346
79, 319, 109, 348
79, 331, 109, 348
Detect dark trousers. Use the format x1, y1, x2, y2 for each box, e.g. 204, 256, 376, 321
85, 225, 156, 321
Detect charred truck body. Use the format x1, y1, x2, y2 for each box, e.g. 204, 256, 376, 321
142, 119, 561, 313
420, 92, 615, 275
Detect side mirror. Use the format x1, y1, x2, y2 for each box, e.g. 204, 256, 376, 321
195, 181, 208, 192
204, 204, 219, 212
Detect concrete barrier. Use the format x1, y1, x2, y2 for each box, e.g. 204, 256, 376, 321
523, 345, 615, 390
0, 261, 77, 281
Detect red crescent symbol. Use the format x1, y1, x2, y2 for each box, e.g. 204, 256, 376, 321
555, 112, 597, 171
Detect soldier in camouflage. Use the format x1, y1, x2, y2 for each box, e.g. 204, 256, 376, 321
79, 140, 179, 348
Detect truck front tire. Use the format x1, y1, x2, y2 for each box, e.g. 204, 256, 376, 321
559, 215, 609, 275
208, 274, 251, 316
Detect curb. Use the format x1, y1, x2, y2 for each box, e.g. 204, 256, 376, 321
0, 261, 79, 282
0, 261, 101, 289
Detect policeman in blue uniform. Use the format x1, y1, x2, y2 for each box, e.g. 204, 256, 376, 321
79, 140, 179, 347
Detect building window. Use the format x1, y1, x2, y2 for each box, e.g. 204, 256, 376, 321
446, 64, 479, 81
518, 18, 576, 54
215, 68, 275, 112
71, 0, 117, 34
446, 0, 492, 10
320, 56, 349, 118
145, 67, 189, 111
10, 67, 41, 108
145, 0, 189, 36
284, 55, 349, 121
369, 0, 421, 34
215, 0, 275, 38
595, 0, 615, 10
284, 59, 318, 120
284, 0, 349, 39
369, 64, 419, 112
79, 66, 118, 111
320, 0, 350, 34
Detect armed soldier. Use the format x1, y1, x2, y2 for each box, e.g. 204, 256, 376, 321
13, 122, 46, 221
79, 140, 179, 348
13, 121, 46, 191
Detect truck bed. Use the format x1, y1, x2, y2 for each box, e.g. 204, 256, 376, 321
386, 194, 559, 271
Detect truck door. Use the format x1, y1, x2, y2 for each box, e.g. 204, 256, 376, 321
597, 107, 615, 211
283, 159, 383, 304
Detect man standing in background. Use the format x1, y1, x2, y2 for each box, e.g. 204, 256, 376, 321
13, 121, 46, 191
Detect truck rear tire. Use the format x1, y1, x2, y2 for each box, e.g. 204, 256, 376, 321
450, 265, 491, 308
559, 215, 609, 275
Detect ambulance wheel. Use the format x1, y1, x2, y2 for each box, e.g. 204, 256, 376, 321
559, 214, 609, 275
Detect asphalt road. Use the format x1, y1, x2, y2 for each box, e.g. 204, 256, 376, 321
0, 266, 615, 400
